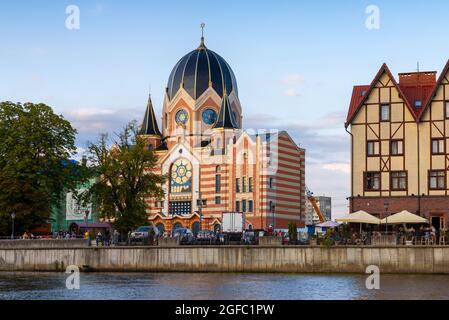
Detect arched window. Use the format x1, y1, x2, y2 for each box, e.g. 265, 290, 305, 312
170, 158, 192, 193
215, 170, 221, 193
216, 165, 221, 173
173, 222, 183, 232
191, 222, 200, 236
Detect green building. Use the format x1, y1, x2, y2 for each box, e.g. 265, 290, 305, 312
50, 178, 100, 233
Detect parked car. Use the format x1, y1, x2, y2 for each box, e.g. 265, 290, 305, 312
130, 226, 160, 243
196, 230, 217, 244
173, 228, 195, 244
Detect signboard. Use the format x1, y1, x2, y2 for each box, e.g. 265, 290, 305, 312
66, 189, 92, 221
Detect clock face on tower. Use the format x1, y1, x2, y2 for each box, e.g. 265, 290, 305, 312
175, 109, 189, 125
170, 158, 192, 193
202, 108, 217, 125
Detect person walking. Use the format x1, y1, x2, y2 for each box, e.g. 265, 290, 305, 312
96, 232, 103, 246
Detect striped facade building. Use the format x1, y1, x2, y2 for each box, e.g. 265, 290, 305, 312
139, 35, 306, 234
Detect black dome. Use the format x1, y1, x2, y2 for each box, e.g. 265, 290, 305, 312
166, 40, 238, 101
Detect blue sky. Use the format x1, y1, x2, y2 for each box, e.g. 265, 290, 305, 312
1, 0, 449, 216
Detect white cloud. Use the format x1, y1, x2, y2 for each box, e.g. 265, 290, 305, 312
63, 106, 146, 146
284, 88, 300, 97
282, 74, 304, 97
322, 162, 351, 174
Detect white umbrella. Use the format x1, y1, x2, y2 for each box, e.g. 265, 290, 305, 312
336, 210, 381, 225
380, 210, 428, 224
336, 210, 380, 234
315, 221, 341, 228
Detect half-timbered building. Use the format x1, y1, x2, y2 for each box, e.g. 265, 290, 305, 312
346, 60, 449, 231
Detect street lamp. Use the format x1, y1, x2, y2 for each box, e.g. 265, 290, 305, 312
84, 209, 90, 229
196, 191, 206, 232
10, 212, 16, 240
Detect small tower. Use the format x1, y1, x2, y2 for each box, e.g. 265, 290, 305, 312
211, 91, 239, 154
139, 93, 162, 150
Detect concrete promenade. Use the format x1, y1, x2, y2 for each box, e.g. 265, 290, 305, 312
0, 245, 448, 273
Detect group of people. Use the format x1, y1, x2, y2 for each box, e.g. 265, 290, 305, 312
84, 229, 119, 246
21, 231, 36, 240
397, 225, 440, 243
53, 230, 78, 239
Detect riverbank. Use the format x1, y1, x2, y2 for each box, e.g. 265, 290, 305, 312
1, 245, 449, 274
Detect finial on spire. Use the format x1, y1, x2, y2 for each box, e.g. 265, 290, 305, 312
199, 22, 206, 49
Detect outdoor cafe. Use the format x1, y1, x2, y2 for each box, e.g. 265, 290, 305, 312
327, 210, 446, 246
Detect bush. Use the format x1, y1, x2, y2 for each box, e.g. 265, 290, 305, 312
288, 222, 297, 244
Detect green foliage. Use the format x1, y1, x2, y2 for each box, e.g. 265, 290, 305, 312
288, 222, 297, 243
0, 102, 80, 235
84, 121, 166, 234
322, 229, 334, 248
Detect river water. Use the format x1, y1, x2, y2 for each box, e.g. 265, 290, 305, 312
0, 272, 448, 300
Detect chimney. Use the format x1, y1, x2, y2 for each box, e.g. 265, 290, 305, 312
398, 71, 437, 85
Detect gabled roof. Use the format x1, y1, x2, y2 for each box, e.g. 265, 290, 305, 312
345, 63, 416, 128
346, 85, 370, 125
212, 91, 239, 129
346, 61, 449, 127
139, 94, 162, 136
419, 59, 449, 120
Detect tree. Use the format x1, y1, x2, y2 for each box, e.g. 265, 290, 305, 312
85, 122, 165, 234
288, 222, 298, 244
0, 102, 80, 235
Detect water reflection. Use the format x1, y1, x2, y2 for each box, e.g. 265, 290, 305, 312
0, 272, 448, 300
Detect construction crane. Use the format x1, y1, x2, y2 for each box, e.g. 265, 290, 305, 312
306, 186, 326, 223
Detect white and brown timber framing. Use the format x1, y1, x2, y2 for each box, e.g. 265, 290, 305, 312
346, 60, 449, 226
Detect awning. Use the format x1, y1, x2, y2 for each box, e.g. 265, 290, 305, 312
380, 210, 428, 224
336, 210, 381, 225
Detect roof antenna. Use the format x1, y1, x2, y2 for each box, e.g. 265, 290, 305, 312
417, 61, 420, 72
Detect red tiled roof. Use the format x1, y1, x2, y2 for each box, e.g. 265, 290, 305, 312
345, 62, 449, 126
346, 85, 370, 123
399, 83, 435, 118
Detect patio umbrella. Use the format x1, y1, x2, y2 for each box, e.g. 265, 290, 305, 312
336, 211, 381, 225
336, 210, 381, 233
380, 210, 428, 224
315, 221, 341, 228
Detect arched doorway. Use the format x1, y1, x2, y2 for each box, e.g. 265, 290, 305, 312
156, 223, 165, 234
214, 224, 221, 234
192, 222, 200, 236
173, 222, 183, 232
